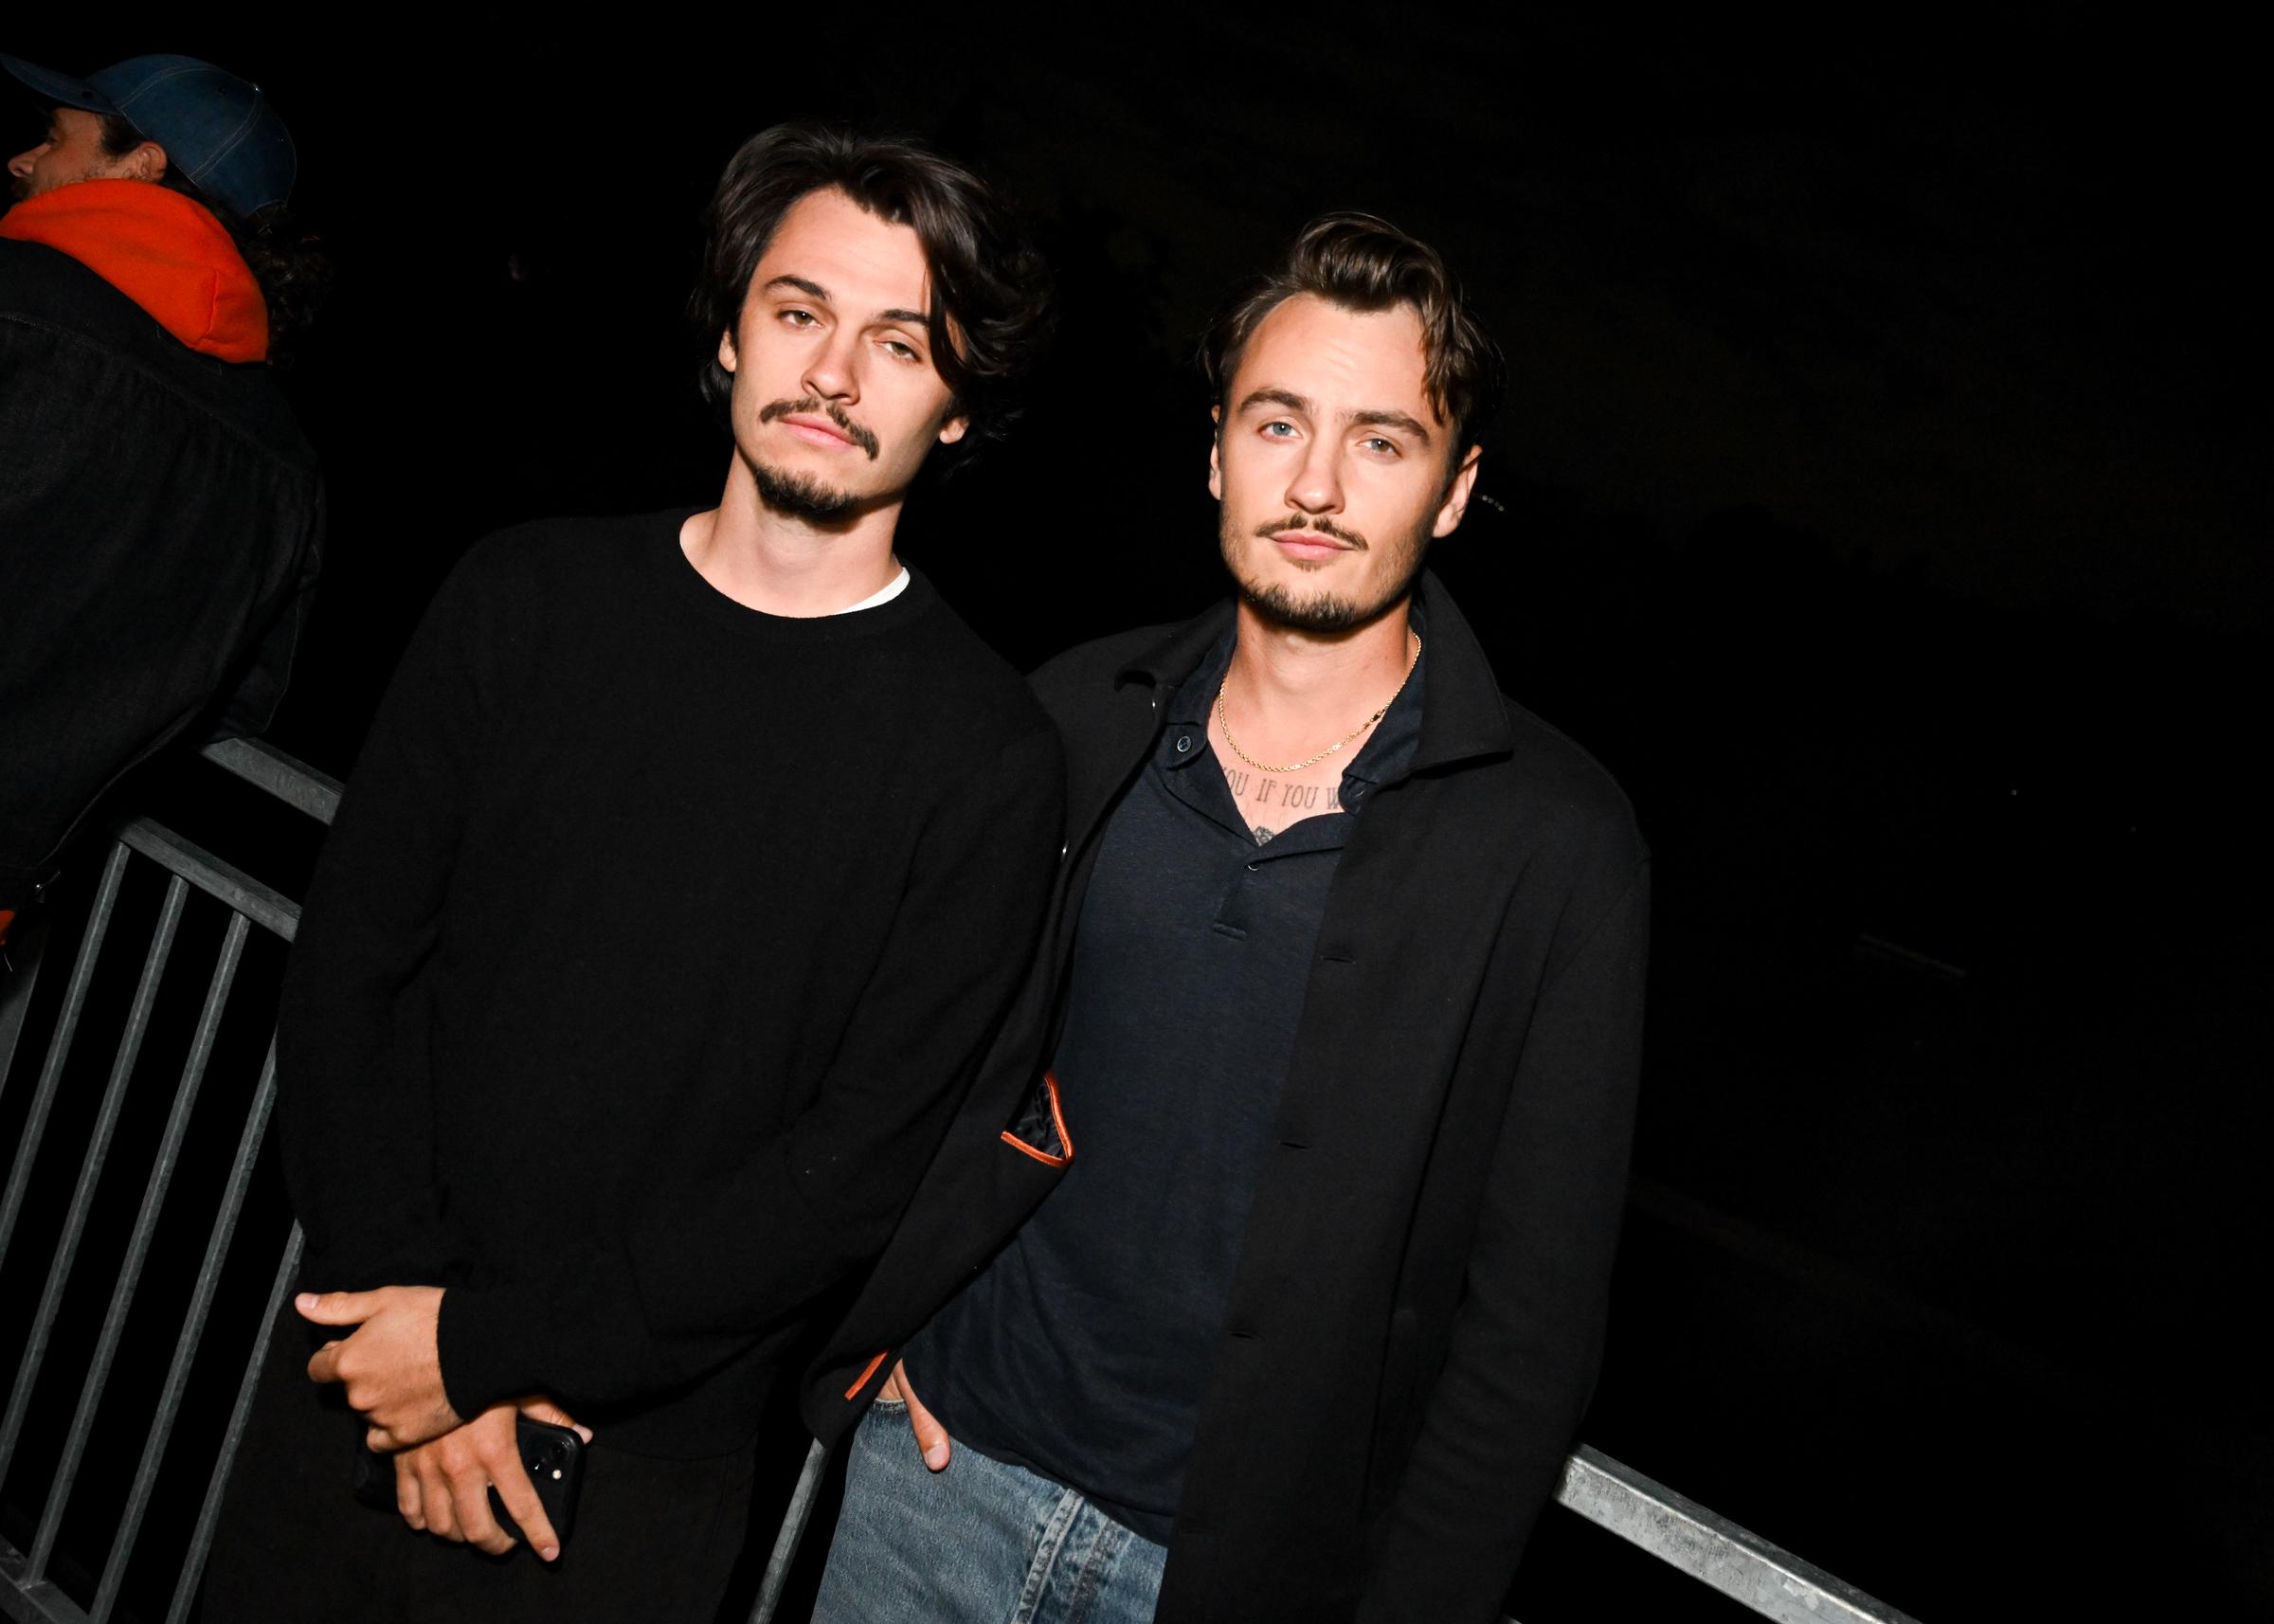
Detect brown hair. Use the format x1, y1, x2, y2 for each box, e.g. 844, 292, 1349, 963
1202, 212, 1505, 459
692, 122, 1051, 468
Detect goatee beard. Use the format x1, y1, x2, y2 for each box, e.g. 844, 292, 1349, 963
752, 460, 859, 523
1236, 580, 1396, 634
1223, 518, 1427, 635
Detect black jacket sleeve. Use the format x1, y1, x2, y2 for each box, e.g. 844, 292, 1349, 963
433, 723, 1064, 1416
1358, 859, 1651, 1623
2, 247, 322, 911
273, 557, 497, 1293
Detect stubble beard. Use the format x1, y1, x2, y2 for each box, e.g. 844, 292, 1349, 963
1220, 512, 1430, 635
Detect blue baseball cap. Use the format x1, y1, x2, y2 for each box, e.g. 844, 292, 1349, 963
2, 52, 296, 216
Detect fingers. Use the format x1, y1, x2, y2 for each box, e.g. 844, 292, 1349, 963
363, 1394, 460, 1453
487, 1447, 561, 1562
517, 1396, 594, 1445
447, 1459, 514, 1556
305, 1339, 342, 1385
892, 1360, 952, 1472
394, 1453, 426, 1531
416, 1452, 459, 1542
294, 1289, 374, 1327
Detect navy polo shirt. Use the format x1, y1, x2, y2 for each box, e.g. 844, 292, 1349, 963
907, 623, 1426, 1543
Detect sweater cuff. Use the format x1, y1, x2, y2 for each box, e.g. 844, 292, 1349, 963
435, 1283, 538, 1421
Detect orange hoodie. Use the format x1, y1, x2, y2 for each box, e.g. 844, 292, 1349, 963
0, 178, 268, 362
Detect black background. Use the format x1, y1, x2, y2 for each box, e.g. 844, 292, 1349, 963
8, 13, 2266, 1620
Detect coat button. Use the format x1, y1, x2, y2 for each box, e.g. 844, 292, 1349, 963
1175, 734, 1193, 753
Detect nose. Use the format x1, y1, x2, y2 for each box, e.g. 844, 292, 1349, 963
7, 144, 42, 181
1285, 436, 1345, 516
802, 322, 860, 406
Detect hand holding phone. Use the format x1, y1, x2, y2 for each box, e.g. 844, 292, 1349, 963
494, 1414, 585, 1544
353, 1407, 587, 1557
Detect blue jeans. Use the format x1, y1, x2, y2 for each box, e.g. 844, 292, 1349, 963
812, 1399, 1168, 1624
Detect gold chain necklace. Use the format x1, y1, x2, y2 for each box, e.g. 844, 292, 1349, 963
1215, 633, 1421, 774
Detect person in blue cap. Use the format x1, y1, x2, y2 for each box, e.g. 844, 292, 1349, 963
0, 52, 327, 948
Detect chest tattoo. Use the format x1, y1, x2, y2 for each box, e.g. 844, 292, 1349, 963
1217, 759, 1345, 842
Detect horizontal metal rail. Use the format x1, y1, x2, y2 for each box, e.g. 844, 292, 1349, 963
1544, 1446, 1919, 1624
198, 736, 340, 825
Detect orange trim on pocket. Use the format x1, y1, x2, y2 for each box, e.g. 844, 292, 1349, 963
999, 1072, 1074, 1168
845, 1349, 889, 1401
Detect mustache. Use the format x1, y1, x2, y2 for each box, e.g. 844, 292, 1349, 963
758, 397, 879, 460
1256, 514, 1368, 550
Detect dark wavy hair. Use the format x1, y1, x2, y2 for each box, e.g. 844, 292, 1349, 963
1202, 212, 1506, 462
692, 122, 1051, 469
99, 111, 330, 362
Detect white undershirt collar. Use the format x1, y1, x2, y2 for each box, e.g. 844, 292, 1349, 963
835, 564, 911, 615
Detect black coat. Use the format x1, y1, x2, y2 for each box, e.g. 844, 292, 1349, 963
1, 239, 322, 911
803, 574, 1650, 1623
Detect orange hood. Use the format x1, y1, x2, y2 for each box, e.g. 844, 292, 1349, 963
0, 179, 268, 362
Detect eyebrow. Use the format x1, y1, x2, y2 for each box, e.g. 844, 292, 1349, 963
761, 276, 930, 334
1350, 408, 1435, 443
1236, 387, 1435, 445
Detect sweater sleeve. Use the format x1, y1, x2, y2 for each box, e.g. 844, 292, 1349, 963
434, 720, 1065, 1416
1357, 858, 1651, 1624
274, 555, 497, 1294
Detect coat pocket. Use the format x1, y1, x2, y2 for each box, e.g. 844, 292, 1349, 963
1000, 1069, 1074, 1167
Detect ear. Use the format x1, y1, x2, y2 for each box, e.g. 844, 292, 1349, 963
716, 328, 738, 374
937, 412, 968, 446
1431, 444, 1482, 538
1207, 406, 1223, 501
125, 140, 168, 184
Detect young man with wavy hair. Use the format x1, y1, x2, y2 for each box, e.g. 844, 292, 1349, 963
201, 123, 1061, 1623
804, 215, 1650, 1623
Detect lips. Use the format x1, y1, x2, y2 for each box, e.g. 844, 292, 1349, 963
1272, 531, 1359, 562
783, 414, 856, 449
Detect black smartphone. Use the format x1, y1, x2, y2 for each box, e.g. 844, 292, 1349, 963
496, 1415, 585, 1544
351, 1416, 586, 1547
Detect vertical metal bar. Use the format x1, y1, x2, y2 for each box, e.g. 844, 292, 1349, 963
164, 1223, 301, 1624
0, 872, 185, 1497
93, 1040, 279, 1624
749, 1438, 831, 1624
0, 845, 128, 1276
33, 915, 249, 1581
1, 905, 52, 1092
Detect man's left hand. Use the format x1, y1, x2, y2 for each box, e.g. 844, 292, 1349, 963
299, 1286, 460, 1450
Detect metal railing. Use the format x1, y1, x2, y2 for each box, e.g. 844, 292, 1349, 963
0, 740, 1920, 1624
1, 738, 332, 1624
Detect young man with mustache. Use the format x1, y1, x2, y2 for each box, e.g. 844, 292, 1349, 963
200, 124, 1061, 1623
804, 215, 1650, 1623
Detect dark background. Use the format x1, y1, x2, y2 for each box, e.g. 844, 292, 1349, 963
9, 13, 2266, 1620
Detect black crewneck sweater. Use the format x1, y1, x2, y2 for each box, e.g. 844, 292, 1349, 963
276, 510, 1062, 1456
